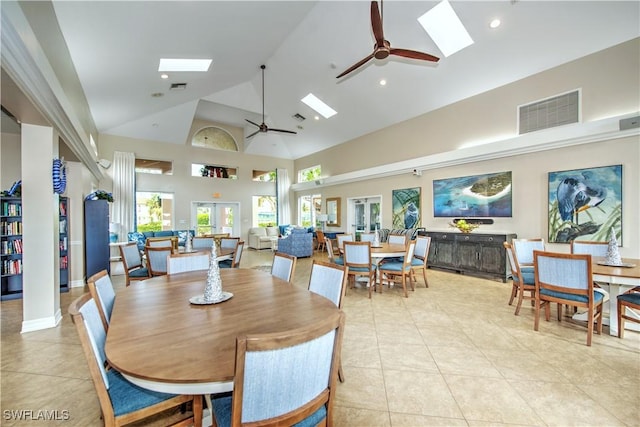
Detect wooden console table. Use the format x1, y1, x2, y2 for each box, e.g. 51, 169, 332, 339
422, 231, 516, 282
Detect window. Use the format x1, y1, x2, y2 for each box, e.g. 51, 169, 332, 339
298, 165, 321, 183
192, 164, 238, 179
135, 158, 173, 175
298, 194, 321, 228
252, 170, 276, 182
252, 196, 277, 227
135, 192, 173, 232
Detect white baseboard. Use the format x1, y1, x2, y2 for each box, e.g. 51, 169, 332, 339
21, 308, 62, 333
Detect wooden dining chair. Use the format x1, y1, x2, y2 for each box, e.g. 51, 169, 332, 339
513, 238, 545, 268
271, 252, 297, 283
343, 241, 377, 298
325, 239, 343, 265
359, 232, 375, 243
118, 242, 149, 286
210, 311, 345, 427
220, 241, 244, 268
86, 270, 116, 331
504, 242, 535, 315
145, 236, 178, 253
617, 286, 640, 338
336, 234, 354, 252
167, 252, 209, 275
220, 237, 240, 250
387, 234, 407, 246
378, 241, 416, 298
308, 260, 348, 383
144, 246, 172, 276
410, 236, 431, 288
315, 230, 327, 252
69, 293, 202, 427
571, 240, 609, 257
533, 250, 604, 346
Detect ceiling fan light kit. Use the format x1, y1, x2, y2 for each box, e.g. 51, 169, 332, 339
245, 65, 297, 139
336, 0, 440, 79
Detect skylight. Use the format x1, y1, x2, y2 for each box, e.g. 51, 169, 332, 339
158, 58, 212, 72
417, 0, 473, 57
301, 94, 337, 119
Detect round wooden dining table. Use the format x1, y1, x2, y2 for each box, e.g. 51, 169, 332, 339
105, 268, 340, 395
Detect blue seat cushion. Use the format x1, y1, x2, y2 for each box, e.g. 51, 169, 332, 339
410, 258, 423, 267
513, 270, 535, 285
219, 260, 232, 268
107, 370, 178, 417
347, 265, 376, 272
379, 261, 411, 273
540, 289, 604, 304
129, 267, 149, 278
211, 395, 326, 427
618, 292, 640, 305
332, 256, 344, 265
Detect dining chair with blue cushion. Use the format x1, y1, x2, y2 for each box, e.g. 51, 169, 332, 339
504, 242, 536, 315
192, 236, 214, 250
325, 239, 343, 266
211, 311, 345, 427
271, 252, 297, 283
513, 238, 545, 269
617, 286, 640, 338
411, 236, 431, 288
533, 250, 604, 346
87, 269, 116, 331
118, 242, 149, 286
343, 241, 377, 298
359, 233, 375, 243
144, 246, 172, 277
220, 241, 244, 268
69, 293, 202, 426
167, 252, 210, 274
378, 242, 416, 298
571, 240, 609, 257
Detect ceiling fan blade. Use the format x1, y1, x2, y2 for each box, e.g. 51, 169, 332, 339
336, 52, 375, 78
371, 1, 384, 46
269, 128, 297, 135
245, 119, 261, 128
246, 129, 262, 139
390, 48, 440, 62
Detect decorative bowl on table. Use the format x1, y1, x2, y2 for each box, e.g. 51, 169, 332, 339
450, 219, 480, 233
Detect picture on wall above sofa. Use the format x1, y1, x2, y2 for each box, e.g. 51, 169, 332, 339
548, 164, 622, 244
392, 187, 421, 229
433, 171, 512, 218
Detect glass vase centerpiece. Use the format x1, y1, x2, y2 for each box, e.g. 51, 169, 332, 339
373, 226, 380, 247
189, 242, 233, 305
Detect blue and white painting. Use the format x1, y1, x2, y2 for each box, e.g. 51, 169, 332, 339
392, 187, 421, 229
548, 165, 622, 243
433, 171, 512, 218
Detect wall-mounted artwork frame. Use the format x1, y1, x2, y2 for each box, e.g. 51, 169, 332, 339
548, 164, 622, 243
433, 171, 512, 218
392, 187, 421, 229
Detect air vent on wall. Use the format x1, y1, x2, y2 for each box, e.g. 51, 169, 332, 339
170, 83, 187, 91
518, 90, 580, 134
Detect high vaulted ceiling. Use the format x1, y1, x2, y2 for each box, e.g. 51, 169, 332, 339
44, 1, 640, 159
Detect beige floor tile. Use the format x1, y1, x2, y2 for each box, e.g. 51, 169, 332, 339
390, 412, 468, 426
428, 346, 502, 378
335, 366, 388, 411
481, 348, 571, 382
333, 406, 391, 427
444, 374, 543, 425
378, 342, 438, 372
577, 382, 640, 426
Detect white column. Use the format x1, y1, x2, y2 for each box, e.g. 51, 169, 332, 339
21, 123, 61, 332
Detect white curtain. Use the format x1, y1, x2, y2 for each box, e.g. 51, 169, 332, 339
112, 151, 135, 240
276, 168, 290, 225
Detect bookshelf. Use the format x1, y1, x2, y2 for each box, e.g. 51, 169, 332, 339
1, 197, 23, 300
0, 196, 70, 300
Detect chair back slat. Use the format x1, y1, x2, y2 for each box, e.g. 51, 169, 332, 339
87, 270, 115, 330
308, 261, 348, 308
325, 238, 336, 262
343, 241, 371, 267
220, 237, 240, 250
120, 242, 142, 269
192, 237, 214, 250
359, 233, 375, 242
145, 246, 172, 276
513, 239, 545, 265
413, 236, 430, 260
232, 242, 244, 267
272, 253, 297, 283
336, 234, 353, 250
571, 240, 609, 257
388, 234, 407, 246
535, 251, 591, 292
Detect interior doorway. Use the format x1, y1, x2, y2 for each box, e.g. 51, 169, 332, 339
190, 201, 241, 237
347, 196, 382, 236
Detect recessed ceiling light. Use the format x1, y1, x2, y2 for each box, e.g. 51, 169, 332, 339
314, 116, 320, 120
379, 79, 387, 86
160, 73, 169, 79
158, 58, 212, 72
418, 0, 474, 57
301, 93, 337, 119
490, 19, 501, 29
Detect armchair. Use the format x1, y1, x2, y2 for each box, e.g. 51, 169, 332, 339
277, 228, 313, 258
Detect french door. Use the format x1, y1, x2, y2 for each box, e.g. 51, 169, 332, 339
190, 202, 240, 237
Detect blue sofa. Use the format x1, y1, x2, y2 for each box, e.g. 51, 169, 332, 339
128, 230, 195, 251
277, 228, 313, 258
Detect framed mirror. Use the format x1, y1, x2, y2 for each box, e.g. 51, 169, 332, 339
326, 197, 341, 227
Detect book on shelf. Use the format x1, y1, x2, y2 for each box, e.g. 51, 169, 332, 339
59, 219, 67, 234
59, 201, 67, 216
2, 259, 22, 275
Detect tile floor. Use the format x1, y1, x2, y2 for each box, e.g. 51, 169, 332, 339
1, 249, 639, 426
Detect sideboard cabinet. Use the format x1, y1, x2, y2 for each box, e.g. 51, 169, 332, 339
422, 231, 516, 282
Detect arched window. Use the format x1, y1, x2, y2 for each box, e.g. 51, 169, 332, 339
191, 126, 238, 151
